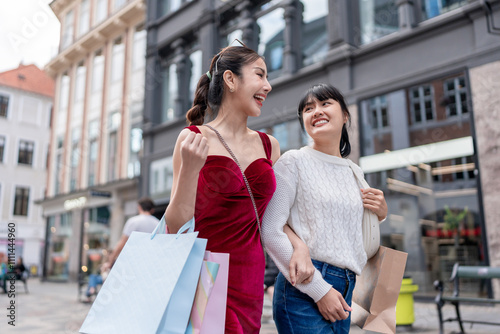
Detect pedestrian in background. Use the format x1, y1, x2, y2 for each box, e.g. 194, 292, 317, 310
102, 197, 159, 271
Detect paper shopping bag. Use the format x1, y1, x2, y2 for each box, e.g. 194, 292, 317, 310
185, 259, 219, 334
351, 246, 408, 334
199, 252, 229, 333
80, 217, 206, 334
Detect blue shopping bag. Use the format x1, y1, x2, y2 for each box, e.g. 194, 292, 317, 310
80, 217, 206, 334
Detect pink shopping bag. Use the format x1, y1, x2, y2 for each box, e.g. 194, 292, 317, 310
200, 252, 229, 334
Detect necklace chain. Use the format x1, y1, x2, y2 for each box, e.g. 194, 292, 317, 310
204, 125, 262, 239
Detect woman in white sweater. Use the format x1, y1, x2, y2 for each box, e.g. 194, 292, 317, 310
261, 84, 388, 333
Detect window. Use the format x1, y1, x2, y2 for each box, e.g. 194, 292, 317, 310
132, 24, 146, 71
359, 0, 399, 44
78, 0, 90, 37
444, 76, 468, 118
410, 85, 434, 124
92, 49, 104, 93
161, 63, 177, 123
54, 136, 63, 195
420, 0, 469, 20
110, 37, 125, 102
453, 156, 475, 181
160, 0, 193, 17
107, 113, 120, 181
301, 0, 328, 66
188, 49, 202, 104
69, 129, 80, 191
62, 9, 74, 49
88, 120, 99, 186
13, 186, 30, 216
128, 127, 142, 178
0, 95, 9, 118
150, 156, 173, 197
94, 0, 107, 25
18, 140, 34, 165
257, 7, 285, 75
114, 0, 127, 11
60, 72, 71, 111
0, 136, 5, 163
369, 96, 390, 129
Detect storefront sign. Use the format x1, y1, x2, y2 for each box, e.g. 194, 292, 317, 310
90, 190, 112, 198
64, 196, 87, 210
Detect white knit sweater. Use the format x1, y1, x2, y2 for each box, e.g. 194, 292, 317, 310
261, 146, 367, 303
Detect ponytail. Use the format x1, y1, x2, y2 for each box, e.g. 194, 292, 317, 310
186, 73, 211, 125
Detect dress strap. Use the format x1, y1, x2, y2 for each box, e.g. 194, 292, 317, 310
257, 131, 272, 160
185, 125, 201, 134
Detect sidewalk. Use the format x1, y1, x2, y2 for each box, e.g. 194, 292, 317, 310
1, 278, 498, 333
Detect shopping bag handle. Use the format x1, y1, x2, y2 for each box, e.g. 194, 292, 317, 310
151, 215, 195, 239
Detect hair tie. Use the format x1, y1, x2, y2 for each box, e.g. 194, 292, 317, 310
206, 71, 212, 81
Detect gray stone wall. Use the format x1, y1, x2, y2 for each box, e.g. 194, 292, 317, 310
469, 60, 500, 298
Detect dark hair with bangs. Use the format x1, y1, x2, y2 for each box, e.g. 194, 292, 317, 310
297, 83, 351, 157
186, 45, 263, 125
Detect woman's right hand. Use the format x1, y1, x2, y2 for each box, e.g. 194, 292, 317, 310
180, 132, 208, 173
316, 288, 352, 322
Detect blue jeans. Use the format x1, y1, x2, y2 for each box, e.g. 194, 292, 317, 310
273, 260, 356, 334
86, 274, 103, 297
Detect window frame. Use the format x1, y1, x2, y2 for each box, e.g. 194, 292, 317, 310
0, 135, 6, 163
17, 139, 35, 166
0, 93, 10, 118
13, 185, 30, 217
444, 76, 468, 118
409, 84, 435, 125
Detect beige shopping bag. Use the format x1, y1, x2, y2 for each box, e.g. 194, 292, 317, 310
351, 246, 408, 334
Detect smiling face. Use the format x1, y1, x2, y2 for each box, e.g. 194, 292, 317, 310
225, 57, 272, 117
301, 97, 347, 141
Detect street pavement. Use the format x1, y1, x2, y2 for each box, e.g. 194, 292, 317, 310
1, 278, 499, 333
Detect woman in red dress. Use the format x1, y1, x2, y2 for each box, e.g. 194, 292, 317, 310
164, 44, 279, 333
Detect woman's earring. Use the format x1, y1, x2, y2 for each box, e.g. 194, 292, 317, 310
230, 88, 234, 93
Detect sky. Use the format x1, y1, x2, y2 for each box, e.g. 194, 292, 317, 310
0, 0, 60, 73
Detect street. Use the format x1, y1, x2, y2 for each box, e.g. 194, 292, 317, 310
1, 278, 499, 333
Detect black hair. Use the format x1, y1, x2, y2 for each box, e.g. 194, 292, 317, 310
137, 197, 155, 213
186, 45, 263, 125
297, 83, 351, 157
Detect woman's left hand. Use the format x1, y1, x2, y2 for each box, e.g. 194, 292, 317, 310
361, 187, 388, 221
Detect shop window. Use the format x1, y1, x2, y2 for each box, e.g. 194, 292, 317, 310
359, 0, 399, 45
13, 186, 30, 216
18, 140, 34, 166
444, 76, 468, 118
360, 80, 483, 296
410, 85, 434, 124
46, 213, 72, 280
0, 94, 9, 118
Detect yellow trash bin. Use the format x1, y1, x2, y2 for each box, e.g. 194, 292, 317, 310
396, 277, 419, 326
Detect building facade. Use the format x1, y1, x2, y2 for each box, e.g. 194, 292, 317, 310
0, 64, 54, 276
41, 0, 146, 281
142, 0, 500, 298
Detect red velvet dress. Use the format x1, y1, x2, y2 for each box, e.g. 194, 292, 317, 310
186, 126, 276, 333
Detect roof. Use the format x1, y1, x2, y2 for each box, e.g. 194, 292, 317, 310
0, 64, 55, 98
